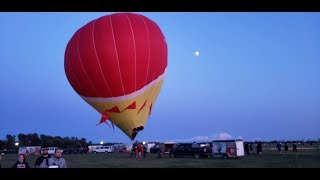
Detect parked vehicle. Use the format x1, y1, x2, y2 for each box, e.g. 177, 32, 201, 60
44, 147, 63, 155
211, 139, 245, 159
169, 143, 212, 159
92, 146, 114, 153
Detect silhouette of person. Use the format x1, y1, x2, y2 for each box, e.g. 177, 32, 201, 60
257, 142, 262, 155
249, 143, 253, 153
293, 143, 297, 152
244, 143, 250, 155
284, 143, 288, 152
277, 142, 282, 153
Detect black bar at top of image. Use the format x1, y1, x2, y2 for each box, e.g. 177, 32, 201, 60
1, 0, 320, 12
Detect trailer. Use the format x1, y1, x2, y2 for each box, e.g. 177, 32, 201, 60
211, 139, 244, 159
18, 146, 41, 156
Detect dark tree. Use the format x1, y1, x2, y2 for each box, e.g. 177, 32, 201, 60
18, 133, 28, 146
5, 134, 16, 150
53, 136, 63, 147
0, 140, 6, 149
30, 133, 41, 146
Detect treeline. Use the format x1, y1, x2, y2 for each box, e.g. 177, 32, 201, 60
0, 133, 93, 150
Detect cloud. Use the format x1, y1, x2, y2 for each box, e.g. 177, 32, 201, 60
167, 132, 234, 142
252, 137, 262, 141
213, 133, 232, 140
171, 136, 211, 142
237, 136, 243, 140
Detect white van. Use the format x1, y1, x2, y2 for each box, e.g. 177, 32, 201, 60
92, 146, 114, 153
44, 147, 63, 155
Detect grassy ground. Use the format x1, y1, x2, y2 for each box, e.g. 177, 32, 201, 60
1, 149, 320, 168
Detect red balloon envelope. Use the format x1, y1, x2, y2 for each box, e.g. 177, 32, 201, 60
64, 13, 167, 140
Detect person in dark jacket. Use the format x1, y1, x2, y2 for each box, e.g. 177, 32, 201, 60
12, 154, 30, 168
284, 143, 289, 152
277, 142, 282, 153
293, 143, 298, 152
244, 143, 250, 155
34, 148, 51, 168
257, 142, 262, 156
249, 143, 253, 153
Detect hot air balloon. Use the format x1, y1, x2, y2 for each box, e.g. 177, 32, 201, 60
64, 13, 167, 140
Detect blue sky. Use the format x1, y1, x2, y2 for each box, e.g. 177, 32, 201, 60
0, 12, 319, 144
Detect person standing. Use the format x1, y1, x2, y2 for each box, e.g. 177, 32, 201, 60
134, 144, 139, 158
249, 143, 253, 153
143, 145, 147, 158
284, 143, 289, 152
277, 142, 282, 153
293, 143, 298, 152
257, 142, 262, 156
244, 143, 250, 155
139, 144, 144, 158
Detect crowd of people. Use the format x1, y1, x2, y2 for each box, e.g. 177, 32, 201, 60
1, 142, 147, 168
130, 141, 147, 158
8, 148, 67, 168
244, 142, 299, 156
276, 142, 298, 153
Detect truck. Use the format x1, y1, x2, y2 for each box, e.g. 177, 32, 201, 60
169, 142, 212, 159
211, 139, 245, 159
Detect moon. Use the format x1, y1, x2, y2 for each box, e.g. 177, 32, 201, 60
195, 51, 200, 56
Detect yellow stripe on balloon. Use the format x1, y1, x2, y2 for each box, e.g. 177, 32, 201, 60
84, 79, 164, 139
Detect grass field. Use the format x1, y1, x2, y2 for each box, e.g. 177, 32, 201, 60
1, 149, 320, 168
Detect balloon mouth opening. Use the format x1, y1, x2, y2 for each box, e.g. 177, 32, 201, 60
131, 126, 144, 140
